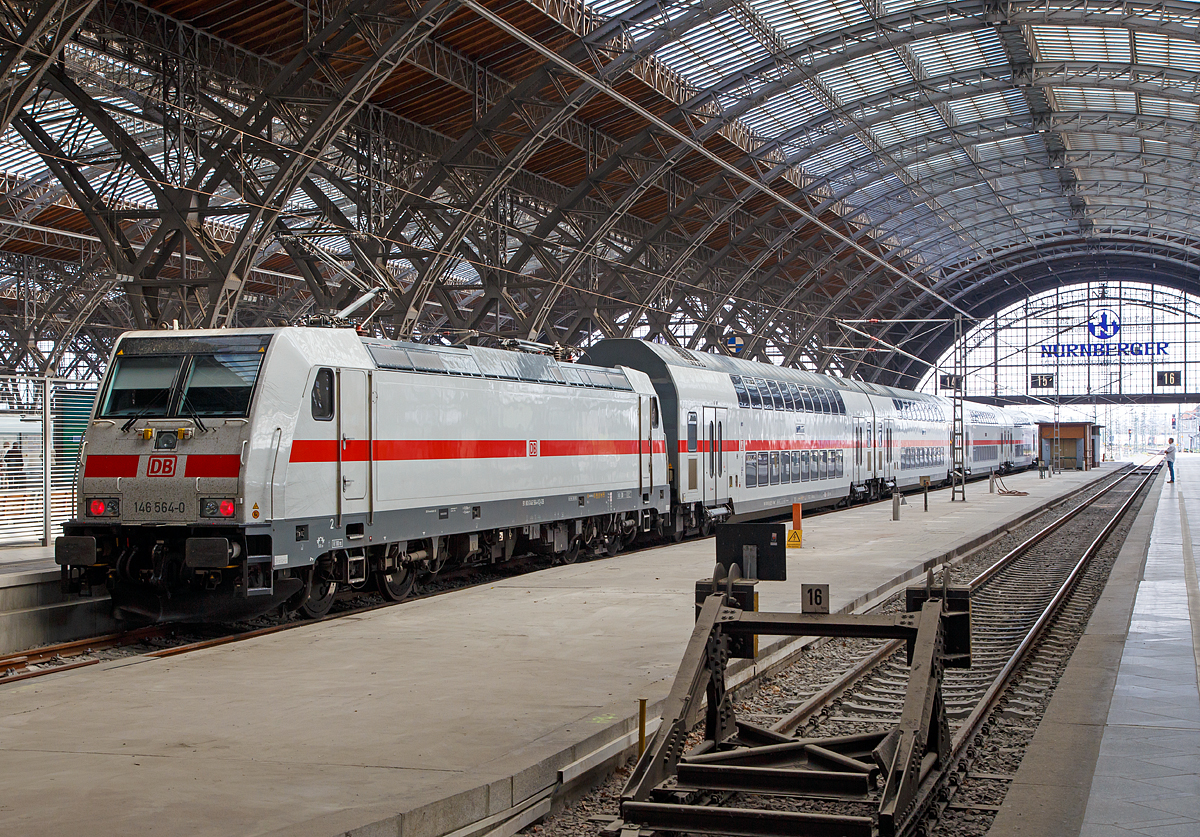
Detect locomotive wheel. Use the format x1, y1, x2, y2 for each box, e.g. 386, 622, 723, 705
376, 565, 415, 602
560, 540, 581, 565
605, 532, 623, 556
300, 579, 337, 619
672, 524, 684, 543
700, 518, 714, 537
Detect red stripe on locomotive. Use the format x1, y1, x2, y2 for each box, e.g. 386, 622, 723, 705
183, 454, 242, 478
83, 454, 140, 478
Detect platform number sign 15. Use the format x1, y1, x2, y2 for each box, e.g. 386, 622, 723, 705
1030, 373, 1055, 389
801, 583, 830, 614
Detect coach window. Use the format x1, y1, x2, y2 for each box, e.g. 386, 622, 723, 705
781, 451, 791, 482
651, 397, 660, 428
756, 378, 773, 409
800, 385, 814, 412
801, 450, 810, 481
311, 368, 334, 421
767, 380, 785, 410
731, 375, 750, 408
791, 451, 801, 482
746, 452, 758, 488
758, 452, 769, 483
780, 382, 795, 411
747, 378, 763, 409
687, 412, 698, 452
770, 452, 780, 485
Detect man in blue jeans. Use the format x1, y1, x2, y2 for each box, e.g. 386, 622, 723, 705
1164, 437, 1176, 483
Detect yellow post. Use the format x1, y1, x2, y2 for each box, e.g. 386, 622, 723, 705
638, 698, 647, 756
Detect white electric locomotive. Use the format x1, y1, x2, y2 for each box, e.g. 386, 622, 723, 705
57, 328, 669, 621
57, 328, 1035, 623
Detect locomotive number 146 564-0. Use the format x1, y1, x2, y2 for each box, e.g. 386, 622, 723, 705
132, 500, 186, 515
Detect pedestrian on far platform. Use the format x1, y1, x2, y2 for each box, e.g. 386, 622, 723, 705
1163, 437, 1177, 483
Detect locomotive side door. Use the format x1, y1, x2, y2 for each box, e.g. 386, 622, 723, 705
338, 369, 369, 505
639, 395, 652, 498
701, 405, 728, 504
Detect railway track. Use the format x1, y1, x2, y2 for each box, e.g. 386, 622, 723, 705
0, 464, 1135, 691
612, 462, 1158, 837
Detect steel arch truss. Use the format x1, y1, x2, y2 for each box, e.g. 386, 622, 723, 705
1, 0, 1200, 377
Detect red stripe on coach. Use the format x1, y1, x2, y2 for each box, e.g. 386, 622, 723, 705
83, 454, 140, 478
539, 439, 639, 456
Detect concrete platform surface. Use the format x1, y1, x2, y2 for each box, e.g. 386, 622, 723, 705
0, 466, 1115, 837
0, 543, 54, 574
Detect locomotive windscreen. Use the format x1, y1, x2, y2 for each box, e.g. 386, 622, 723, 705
99, 334, 270, 419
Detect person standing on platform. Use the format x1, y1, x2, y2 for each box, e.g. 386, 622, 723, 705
4, 441, 21, 486
1164, 437, 1177, 483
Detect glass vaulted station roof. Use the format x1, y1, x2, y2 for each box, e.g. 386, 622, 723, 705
589, 0, 1200, 268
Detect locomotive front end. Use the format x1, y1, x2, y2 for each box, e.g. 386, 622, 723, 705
55, 330, 300, 622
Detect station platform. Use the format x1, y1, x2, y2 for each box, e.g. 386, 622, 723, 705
992, 456, 1200, 837
0, 543, 117, 654
0, 465, 1118, 837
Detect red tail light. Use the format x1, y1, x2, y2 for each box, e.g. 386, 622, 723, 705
89, 499, 106, 516
219, 500, 235, 517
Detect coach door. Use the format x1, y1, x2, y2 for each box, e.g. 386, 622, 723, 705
338, 369, 369, 509
702, 406, 728, 504
883, 418, 896, 481
854, 416, 870, 484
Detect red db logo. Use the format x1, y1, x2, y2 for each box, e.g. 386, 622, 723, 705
147, 455, 177, 477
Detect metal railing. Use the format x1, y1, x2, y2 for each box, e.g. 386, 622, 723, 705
0, 376, 97, 547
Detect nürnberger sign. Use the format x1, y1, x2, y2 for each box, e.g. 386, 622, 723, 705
1038, 308, 1169, 360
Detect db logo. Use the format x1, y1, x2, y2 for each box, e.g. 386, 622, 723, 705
147, 455, 177, 477
528, 440, 539, 457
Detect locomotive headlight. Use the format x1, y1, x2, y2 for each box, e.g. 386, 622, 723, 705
86, 498, 120, 517
155, 430, 177, 450
201, 498, 236, 518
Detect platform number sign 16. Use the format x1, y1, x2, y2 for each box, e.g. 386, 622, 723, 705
801, 583, 830, 614
1157, 370, 1181, 387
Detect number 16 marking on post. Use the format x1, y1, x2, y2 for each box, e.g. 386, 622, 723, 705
802, 583, 829, 614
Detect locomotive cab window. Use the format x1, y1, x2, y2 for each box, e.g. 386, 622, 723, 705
650, 397, 660, 428
99, 355, 181, 417
98, 334, 269, 419
311, 368, 334, 421
179, 353, 264, 417
687, 412, 698, 452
